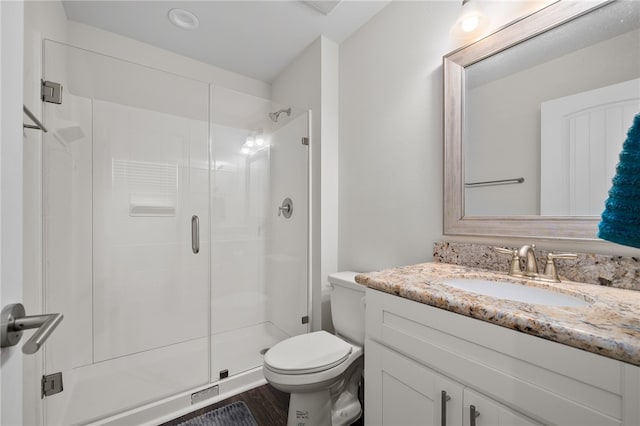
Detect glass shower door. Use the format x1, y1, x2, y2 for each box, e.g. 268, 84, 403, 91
41, 41, 210, 425
209, 87, 309, 380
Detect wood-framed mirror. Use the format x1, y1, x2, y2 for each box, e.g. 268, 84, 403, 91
443, 0, 640, 239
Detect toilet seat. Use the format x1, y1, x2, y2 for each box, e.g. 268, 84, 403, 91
264, 331, 352, 375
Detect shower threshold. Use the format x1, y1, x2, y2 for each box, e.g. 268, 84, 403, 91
89, 368, 266, 426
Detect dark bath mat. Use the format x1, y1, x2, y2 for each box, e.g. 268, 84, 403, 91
177, 401, 258, 426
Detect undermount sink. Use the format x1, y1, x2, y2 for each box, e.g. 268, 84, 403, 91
442, 278, 590, 307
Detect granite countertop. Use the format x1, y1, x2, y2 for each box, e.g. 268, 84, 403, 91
356, 262, 640, 366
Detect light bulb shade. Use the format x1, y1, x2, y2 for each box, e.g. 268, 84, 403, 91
461, 15, 480, 32
598, 113, 640, 248
452, 0, 490, 40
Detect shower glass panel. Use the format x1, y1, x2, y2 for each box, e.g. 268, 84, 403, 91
42, 41, 210, 425
209, 87, 309, 379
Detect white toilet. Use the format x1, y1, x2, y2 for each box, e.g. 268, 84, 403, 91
263, 271, 365, 426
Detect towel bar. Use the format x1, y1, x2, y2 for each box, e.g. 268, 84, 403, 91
465, 177, 524, 187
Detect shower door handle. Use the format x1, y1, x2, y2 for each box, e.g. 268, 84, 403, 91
192, 215, 200, 254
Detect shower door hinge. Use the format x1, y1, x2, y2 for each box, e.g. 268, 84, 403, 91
301, 316, 309, 324
41, 372, 63, 398
301, 137, 309, 146
41, 80, 63, 104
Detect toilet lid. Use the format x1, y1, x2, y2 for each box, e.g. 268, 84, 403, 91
264, 330, 352, 375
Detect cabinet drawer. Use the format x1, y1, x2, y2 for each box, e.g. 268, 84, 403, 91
366, 289, 625, 425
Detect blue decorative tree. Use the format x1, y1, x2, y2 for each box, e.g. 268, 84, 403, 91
598, 112, 640, 248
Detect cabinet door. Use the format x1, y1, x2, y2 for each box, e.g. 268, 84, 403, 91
463, 388, 542, 426
366, 339, 463, 426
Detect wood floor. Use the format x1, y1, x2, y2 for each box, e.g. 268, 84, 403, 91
161, 384, 288, 426
161, 383, 364, 426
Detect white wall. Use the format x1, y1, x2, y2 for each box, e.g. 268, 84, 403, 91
271, 36, 339, 332
339, 1, 460, 272
320, 39, 339, 332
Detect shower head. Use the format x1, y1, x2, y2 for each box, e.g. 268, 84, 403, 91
269, 108, 291, 123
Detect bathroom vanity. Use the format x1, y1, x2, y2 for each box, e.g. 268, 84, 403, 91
358, 263, 640, 426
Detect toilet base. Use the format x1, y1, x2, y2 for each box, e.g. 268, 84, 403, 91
283, 356, 363, 426
287, 390, 332, 426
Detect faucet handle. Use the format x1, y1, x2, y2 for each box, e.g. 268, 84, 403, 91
493, 247, 521, 276
494, 247, 513, 255
544, 252, 578, 282
547, 252, 578, 260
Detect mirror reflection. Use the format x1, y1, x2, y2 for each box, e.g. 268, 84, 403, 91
463, 0, 640, 217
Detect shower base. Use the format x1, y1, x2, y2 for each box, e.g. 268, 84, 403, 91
89, 322, 291, 426
92, 368, 266, 426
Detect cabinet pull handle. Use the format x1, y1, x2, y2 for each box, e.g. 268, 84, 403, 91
441, 390, 451, 426
191, 215, 200, 254
470, 405, 480, 426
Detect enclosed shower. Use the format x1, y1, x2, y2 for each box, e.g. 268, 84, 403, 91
38, 41, 310, 424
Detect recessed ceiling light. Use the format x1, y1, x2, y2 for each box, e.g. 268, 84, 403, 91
168, 8, 199, 30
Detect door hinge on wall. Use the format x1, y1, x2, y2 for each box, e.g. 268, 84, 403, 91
42, 372, 63, 398
41, 80, 63, 104
301, 137, 309, 146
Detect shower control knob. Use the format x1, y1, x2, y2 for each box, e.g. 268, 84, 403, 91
278, 198, 293, 218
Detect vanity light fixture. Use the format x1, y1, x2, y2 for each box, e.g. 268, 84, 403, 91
452, 0, 489, 40
168, 8, 200, 30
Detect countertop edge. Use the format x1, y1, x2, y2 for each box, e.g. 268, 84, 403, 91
356, 263, 640, 367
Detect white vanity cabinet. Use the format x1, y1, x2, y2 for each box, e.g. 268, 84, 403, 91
365, 288, 640, 426
366, 339, 540, 426
366, 338, 463, 426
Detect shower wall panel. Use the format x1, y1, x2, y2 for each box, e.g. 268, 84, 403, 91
92, 100, 209, 362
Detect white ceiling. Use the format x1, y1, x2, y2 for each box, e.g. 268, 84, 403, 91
62, 0, 391, 83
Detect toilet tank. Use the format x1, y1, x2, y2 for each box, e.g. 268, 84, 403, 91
328, 271, 366, 345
